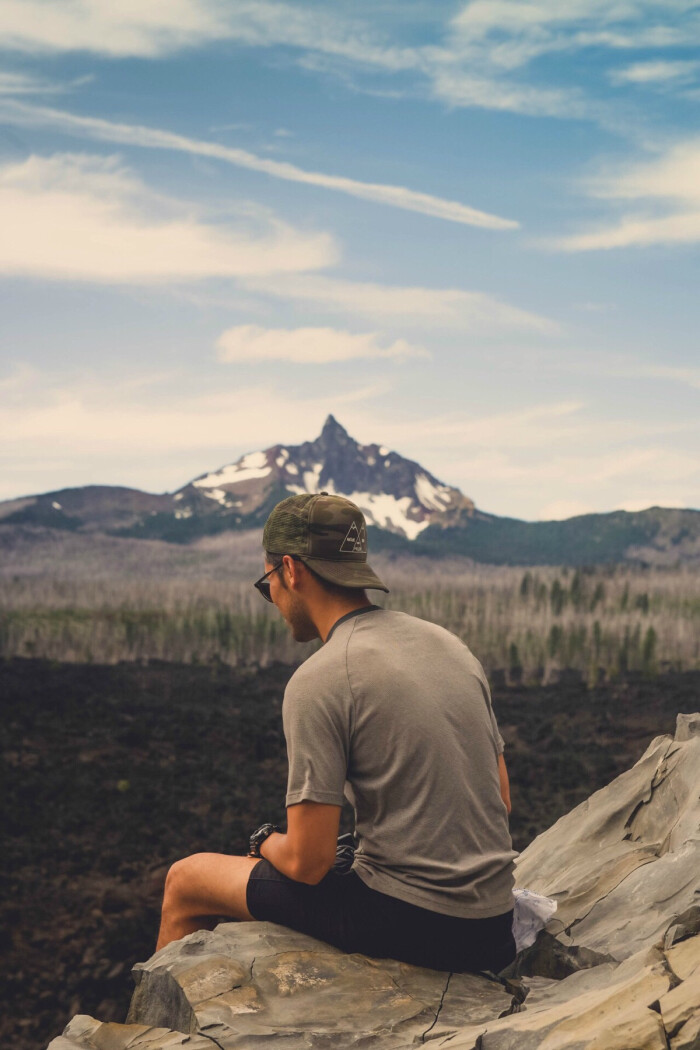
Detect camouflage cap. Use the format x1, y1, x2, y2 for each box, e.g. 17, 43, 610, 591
263, 492, 389, 592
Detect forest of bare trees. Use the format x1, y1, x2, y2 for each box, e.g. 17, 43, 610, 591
2, 529, 697, 681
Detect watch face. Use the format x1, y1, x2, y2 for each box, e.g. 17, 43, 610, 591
250, 823, 277, 856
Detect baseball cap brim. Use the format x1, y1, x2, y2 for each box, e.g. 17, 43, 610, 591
301, 555, 389, 593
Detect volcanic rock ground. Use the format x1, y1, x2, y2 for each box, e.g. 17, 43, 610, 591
2, 658, 699, 1050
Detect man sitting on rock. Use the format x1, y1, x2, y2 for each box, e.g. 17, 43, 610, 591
157, 493, 517, 973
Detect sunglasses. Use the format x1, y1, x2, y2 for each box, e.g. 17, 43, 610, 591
253, 563, 283, 603
253, 555, 302, 602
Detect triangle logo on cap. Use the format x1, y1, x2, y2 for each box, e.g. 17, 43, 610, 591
340, 520, 367, 553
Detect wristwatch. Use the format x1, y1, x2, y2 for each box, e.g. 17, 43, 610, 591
248, 823, 280, 857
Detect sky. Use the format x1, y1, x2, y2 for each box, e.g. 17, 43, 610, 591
1, 1, 699, 522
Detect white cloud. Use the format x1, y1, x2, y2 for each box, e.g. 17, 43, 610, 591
594, 139, 700, 203
557, 137, 700, 250
427, 68, 580, 118
242, 274, 559, 334
216, 325, 428, 365
0, 0, 225, 57
610, 59, 699, 84
558, 210, 700, 250
446, 1, 697, 71
0, 152, 334, 282
1, 1, 699, 122
0, 99, 519, 230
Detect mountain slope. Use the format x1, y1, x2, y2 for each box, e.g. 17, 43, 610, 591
1, 417, 698, 565
371, 506, 700, 566
170, 414, 476, 540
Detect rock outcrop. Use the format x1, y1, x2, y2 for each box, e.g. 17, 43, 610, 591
49, 713, 700, 1050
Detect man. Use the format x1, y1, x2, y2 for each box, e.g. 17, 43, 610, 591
157, 492, 516, 973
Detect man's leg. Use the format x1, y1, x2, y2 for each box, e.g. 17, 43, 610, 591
156, 853, 260, 951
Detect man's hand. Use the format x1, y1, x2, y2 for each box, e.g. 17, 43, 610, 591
259, 801, 341, 884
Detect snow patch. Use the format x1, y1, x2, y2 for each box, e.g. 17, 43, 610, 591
345, 490, 429, 540
51, 501, 62, 510
194, 451, 271, 489
378, 447, 389, 457
174, 492, 184, 501
241, 450, 268, 470
367, 456, 376, 466
414, 473, 453, 511
203, 487, 230, 505
276, 448, 289, 464
286, 463, 299, 475
302, 462, 323, 492
175, 507, 193, 519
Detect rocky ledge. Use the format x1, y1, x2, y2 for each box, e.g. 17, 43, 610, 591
49, 714, 700, 1050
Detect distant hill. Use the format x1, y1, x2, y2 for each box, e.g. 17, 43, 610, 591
1, 416, 698, 566
369, 506, 700, 566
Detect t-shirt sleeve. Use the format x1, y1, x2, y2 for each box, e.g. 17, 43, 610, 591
477, 670, 505, 754
282, 674, 349, 807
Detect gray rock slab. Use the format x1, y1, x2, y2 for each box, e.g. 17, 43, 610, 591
660, 967, 700, 1044
514, 713, 700, 964
671, 1011, 700, 1050
666, 933, 700, 982
47, 711, 700, 1050
47, 1014, 214, 1049
127, 921, 512, 1049
435, 947, 673, 1050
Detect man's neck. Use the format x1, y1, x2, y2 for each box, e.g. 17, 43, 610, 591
315, 595, 373, 643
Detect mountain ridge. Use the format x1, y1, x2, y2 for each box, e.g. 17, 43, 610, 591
1, 416, 698, 566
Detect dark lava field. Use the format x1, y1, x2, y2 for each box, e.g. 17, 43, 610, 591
2, 657, 698, 1050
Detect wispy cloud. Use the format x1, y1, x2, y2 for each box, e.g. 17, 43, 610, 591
216, 325, 428, 365
242, 274, 559, 334
0, 71, 61, 95
609, 59, 699, 85
556, 137, 700, 250
4, 1, 696, 124
0, 152, 334, 282
0, 99, 518, 230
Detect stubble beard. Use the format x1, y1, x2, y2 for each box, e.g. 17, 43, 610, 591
284, 591, 319, 643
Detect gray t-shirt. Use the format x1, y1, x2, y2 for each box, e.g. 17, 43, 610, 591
282, 607, 516, 919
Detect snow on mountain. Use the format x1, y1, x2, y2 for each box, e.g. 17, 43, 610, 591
175, 415, 474, 539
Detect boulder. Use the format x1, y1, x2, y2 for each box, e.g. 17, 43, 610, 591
514, 711, 700, 969
48, 713, 700, 1050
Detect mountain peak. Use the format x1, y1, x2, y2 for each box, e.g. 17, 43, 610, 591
174, 417, 475, 539
320, 414, 349, 440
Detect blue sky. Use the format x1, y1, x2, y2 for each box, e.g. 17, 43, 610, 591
0, 1, 698, 520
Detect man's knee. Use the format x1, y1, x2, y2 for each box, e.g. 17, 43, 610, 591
162, 853, 206, 906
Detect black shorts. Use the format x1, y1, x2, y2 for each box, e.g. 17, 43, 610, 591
246, 860, 516, 974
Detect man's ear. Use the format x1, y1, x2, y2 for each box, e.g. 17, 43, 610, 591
282, 554, 302, 589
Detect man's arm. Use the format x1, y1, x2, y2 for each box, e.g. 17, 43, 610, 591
258, 801, 341, 884
498, 753, 512, 814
